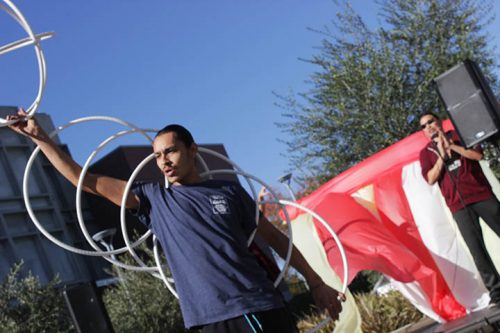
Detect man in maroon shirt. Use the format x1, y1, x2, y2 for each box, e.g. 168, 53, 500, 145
419, 112, 500, 305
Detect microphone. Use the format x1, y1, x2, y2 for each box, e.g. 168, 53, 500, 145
431, 132, 439, 140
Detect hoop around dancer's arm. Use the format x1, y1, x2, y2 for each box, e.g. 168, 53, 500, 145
24, 117, 160, 271
198, 168, 293, 288
278, 199, 348, 333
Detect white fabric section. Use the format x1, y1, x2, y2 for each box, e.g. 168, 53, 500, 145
351, 184, 382, 221
479, 161, 500, 274
291, 214, 362, 333
401, 162, 489, 310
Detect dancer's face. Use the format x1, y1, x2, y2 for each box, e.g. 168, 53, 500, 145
419, 114, 442, 139
153, 132, 199, 185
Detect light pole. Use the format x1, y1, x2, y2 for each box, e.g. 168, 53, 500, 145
277, 173, 296, 201
92, 228, 117, 260
92, 228, 122, 287
92, 228, 135, 311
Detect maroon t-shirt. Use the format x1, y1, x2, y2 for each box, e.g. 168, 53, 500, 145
419, 130, 493, 213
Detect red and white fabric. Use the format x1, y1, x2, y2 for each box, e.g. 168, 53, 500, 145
284, 120, 500, 322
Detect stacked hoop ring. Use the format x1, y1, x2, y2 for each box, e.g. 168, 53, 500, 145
21, 116, 348, 295
20, 116, 348, 333
0, 0, 53, 127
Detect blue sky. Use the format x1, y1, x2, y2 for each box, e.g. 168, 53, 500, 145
1, 0, 499, 193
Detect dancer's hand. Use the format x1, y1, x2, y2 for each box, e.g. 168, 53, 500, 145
6, 108, 47, 141
258, 186, 269, 213
310, 282, 345, 321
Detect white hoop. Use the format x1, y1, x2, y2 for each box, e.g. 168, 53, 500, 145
120, 161, 290, 296
19, 113, 347, 329
74, 124, 163, 272
197, 147, 261, 246
23, 116, 161, 273
0, 32, 54, 56
72, 118, 213, 276
142, 169, 349, 326
118, 147, 261, 277
278, 200, 348, 293
279, 200, 348, 333
198, 169, 294, 288
0, 0, 48, 126
153, 235, 178, 298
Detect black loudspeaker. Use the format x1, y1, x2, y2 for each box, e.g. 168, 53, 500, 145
433, 59, 500, 148
63, 282, 114, 333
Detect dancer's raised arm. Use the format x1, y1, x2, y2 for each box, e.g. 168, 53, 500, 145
6, 109, 139, 209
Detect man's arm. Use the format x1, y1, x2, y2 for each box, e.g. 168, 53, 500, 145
426, 155, 445, 185
256, 216, 344, 320
425, 132, 451, 185
449, 143, 483, 161
6, 110, 139, 209
426, 132, 483, 185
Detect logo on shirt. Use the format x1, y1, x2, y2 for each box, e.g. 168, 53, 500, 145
447, 159, 462, 172
209, 195, 231, 215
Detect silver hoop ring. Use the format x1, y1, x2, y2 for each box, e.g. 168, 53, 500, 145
0, 0, 50, 126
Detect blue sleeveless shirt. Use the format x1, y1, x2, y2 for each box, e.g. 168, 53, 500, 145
131, 180, 283, 328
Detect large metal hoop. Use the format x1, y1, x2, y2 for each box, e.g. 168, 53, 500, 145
279, 200, 348, 333
198, 169, 294, 288
197, 147, 261, 246
118, 148, 261, 277
23, 117, 156, 269
0, 0, 50, 126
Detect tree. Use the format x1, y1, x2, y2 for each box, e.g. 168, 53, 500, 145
102, 245, 188, 333
278, 0, 498, 185
0, 261, 73, 333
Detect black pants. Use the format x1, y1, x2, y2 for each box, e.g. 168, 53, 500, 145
201, 307, 298, 333
453, 198, 500, 302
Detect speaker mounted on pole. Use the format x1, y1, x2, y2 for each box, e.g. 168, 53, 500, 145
433, 59, 500, 148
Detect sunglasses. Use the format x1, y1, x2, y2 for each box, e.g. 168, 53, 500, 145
420, 119, 435, 129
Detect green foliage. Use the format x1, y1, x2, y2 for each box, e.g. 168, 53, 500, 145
483, 142, 500, 178
102, 246, 188, 333
349, 270, 382, 294
0, 261, 73, 333
297, 310, 335, 333
278, 0, 498, 183
355, 290, 424, 332
295, 290, 424, 333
